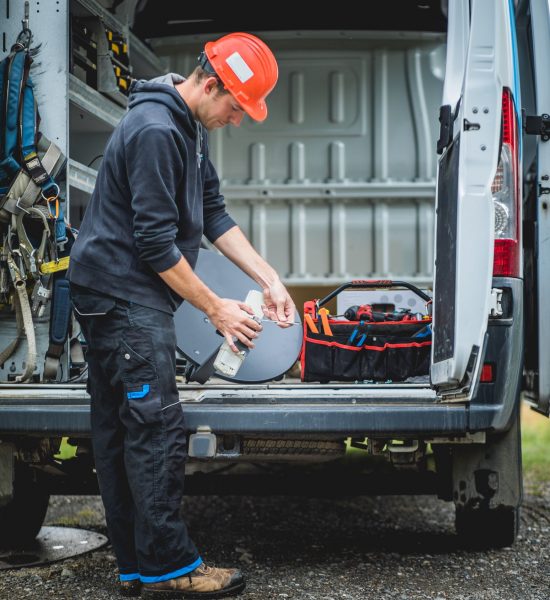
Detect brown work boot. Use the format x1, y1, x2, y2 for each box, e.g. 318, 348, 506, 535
142, 563, 245, 598
119, 579, 142, 597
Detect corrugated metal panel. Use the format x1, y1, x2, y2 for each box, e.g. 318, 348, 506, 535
154, 32, 445, 285
225, 197, 435, 285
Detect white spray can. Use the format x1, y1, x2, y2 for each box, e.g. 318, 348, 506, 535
213, 289, 264, 378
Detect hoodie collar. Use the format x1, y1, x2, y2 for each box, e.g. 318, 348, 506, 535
148, 72, 185, 88
128, 74, 198, 138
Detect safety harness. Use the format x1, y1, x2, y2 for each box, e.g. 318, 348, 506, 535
0, 16, 74, 382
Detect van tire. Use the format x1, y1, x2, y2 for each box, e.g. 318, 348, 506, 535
455, 505, 519, 549
0, 462, 50, 547
451, 406, 522, 549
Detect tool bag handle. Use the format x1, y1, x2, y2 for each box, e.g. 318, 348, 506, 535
316, 279, 432, 309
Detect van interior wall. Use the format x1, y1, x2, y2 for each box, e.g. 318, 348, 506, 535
151, 31, 445, 299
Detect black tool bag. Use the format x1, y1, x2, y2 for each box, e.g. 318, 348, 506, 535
300, 280, 432, 383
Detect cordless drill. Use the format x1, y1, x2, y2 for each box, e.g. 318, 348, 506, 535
344, 304, 415, 322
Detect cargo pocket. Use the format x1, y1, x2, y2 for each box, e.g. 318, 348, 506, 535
125, 381, 162, 425
120, 335, 162, 425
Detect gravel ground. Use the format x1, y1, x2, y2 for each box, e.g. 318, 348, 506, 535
0, 478, 548, 600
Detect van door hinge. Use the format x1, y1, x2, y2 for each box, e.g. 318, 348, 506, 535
523, 112, 550, 141
489, 288, 503, 317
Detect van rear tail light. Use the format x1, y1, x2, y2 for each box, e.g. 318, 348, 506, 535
491, 88, 520, 277
480, 363, 495, 383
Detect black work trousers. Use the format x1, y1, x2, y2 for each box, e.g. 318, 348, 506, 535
70, 284, 201, 583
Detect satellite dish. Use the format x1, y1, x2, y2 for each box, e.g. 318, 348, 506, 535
174, 249, 302, 383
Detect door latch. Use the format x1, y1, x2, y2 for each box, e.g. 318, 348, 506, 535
523, 112, 550, 141
489, 288, 503, 317
463, 118, 480, 131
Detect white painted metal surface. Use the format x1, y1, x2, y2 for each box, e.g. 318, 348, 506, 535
529, 0, 550, 416
441, 0, 470, 111
431, 0, 516, 398
153, 32, 445, 286
0, 0, 69, 157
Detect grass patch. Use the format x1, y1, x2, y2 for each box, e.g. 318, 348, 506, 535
345, 402, 550, 484
521, 400, 550, 483
55, 508, 99, 526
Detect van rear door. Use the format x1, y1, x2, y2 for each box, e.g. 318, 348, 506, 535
522, 0, 550, 417
430, 0, 519, 401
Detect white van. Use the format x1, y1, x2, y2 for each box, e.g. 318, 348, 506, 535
0, 0, 548, 550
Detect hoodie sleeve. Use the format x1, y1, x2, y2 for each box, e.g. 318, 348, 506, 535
202, 157, 237, 243
124, 124, 184, 273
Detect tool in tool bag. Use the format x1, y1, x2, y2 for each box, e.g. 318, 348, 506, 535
318, 307, 333, 336
304, 313, 319, 334
412, 324, 432, 338
346, 315, 368, 345
344, 304, 417, 322
355, 332, 367, 347
344, 304, 374, 321
301, 280, 433, 383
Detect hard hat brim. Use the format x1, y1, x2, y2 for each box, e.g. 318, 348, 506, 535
242, 99, 267, 122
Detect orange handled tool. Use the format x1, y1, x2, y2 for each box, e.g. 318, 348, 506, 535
318, 308, 333, 336
304, 313, 319, 334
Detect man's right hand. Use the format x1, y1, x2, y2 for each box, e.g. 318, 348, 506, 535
207, 298, 263, 353
158, 258, 263, 354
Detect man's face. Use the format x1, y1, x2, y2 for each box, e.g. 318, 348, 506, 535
197, 78, 246, 130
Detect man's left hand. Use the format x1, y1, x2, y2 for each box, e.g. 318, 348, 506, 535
262, 280, 296, 328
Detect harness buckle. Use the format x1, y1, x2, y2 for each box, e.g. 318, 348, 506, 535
31, 279, 52, 317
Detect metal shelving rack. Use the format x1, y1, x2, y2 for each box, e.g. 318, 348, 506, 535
68, 0, 167, 223
1, 0, 167, 225
69, 73, 126, 130
0, 0, 166, 381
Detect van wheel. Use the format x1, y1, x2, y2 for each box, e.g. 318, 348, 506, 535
455, 506, 519, 549
451, 404, 522, 549
0, 463, 50, 547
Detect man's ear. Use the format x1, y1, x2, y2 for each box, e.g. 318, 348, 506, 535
204, 76, 219, 95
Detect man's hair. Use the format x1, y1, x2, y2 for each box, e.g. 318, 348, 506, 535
192, 66, 229, 96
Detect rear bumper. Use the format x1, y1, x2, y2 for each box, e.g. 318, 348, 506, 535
0, 384, 516, 437
0, 275, 524, 440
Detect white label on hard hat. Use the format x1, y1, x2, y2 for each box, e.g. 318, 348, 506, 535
225, 52, 254, 83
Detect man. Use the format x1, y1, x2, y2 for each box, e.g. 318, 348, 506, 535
68, 32, 295, 598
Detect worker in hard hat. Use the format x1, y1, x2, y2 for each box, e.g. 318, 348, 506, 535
68, 32, 294, 598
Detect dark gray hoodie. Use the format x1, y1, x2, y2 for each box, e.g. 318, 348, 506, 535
67, 74, 236, 313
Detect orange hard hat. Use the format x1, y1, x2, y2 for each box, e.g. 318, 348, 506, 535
202, 32, 278, 122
